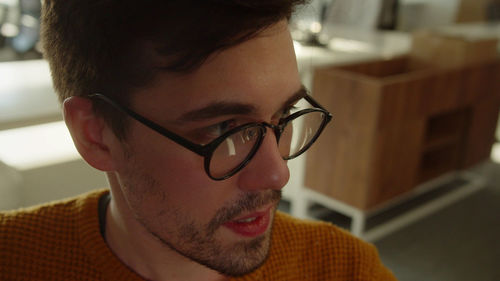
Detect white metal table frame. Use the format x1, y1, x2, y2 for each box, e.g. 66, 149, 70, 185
288, 170, 486, 242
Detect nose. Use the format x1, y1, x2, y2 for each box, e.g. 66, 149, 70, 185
236, 127, 290, 191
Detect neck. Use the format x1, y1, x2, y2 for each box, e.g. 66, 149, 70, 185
104, 173, 229, 281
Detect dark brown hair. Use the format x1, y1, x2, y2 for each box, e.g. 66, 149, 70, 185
41, 0, 306, 139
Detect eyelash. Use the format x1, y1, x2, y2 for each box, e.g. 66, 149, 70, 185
189, 119, 238, 143
191, 104, 299, 143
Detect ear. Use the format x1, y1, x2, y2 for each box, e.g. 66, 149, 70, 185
63, 96, 115, 171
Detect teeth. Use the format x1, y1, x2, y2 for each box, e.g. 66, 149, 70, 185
237, 217, 257, 223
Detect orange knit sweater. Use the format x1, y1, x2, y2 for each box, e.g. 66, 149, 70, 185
0, 190, 397, 280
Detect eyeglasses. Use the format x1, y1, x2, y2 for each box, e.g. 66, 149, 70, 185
88, 93, 332, 180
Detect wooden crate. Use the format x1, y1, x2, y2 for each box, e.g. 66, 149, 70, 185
305, 56, 500, 210
411, 30, 499, 69
455, 0, 489, 23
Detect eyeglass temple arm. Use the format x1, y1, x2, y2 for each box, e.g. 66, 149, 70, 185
305, 94, 332, 116
87, 94, 207, 156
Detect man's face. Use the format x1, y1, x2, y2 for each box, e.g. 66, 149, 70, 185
110, 21, 301, 276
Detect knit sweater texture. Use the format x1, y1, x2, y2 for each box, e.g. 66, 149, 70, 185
0, 189, 396, 280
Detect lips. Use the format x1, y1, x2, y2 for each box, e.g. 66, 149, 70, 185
222, 206, 273, 237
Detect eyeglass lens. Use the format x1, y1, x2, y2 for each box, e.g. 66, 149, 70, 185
208, 111, 326, 179
279, 110, 325, 160
209, 126, 265, 178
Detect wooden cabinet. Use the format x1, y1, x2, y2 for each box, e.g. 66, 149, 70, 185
305, 55, 500, 210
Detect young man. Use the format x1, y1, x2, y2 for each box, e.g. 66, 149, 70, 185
0, 1, 397, 280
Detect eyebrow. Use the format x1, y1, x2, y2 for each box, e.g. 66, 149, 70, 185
283, 85, 308, 108
177, 85, 308, 123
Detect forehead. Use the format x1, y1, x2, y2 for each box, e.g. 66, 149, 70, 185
131, 21, 301, 119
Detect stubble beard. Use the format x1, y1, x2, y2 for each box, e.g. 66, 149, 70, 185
157, 203, 278, 277
120, 151, 281, 277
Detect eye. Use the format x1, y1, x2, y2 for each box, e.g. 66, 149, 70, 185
242, 126, 260, 141
190, 119, 238, 143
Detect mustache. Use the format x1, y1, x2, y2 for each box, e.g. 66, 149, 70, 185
207, 190, 282, 234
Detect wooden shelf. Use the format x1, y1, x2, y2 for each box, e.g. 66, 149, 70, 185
419, 108, 470, 183
419, 145, 461, 183
422, 134, 462, 152
305, 55, 500, 210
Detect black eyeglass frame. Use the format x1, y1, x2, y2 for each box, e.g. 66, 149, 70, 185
88, 93, 332, 180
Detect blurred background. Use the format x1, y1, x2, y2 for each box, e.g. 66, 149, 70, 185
1, 0, 500, 280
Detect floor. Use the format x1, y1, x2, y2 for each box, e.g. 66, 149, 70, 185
278, 160, 500, 281
374, 161, 500, 281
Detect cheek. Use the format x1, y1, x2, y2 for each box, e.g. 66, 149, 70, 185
131, 125, 205, 183
128, 131, 238, 222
